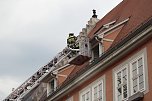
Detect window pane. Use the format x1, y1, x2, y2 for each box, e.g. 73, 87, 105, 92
133, 85, 138, 93
123, 84, 127, 98
139, 75, 144, 90
132, 62, 137, 78
115, 67, 128, 101
99, 83, 102, 98
122, 68, 127, 76
133, 79, 138, 87
138, 58, 143, 67
117, 72, 121, 87
94, 86, 97, 99
138, 65, 143, 75
118, 87, 122, 94
133, 78, 138, 93
139, 75, 144, 83
99, 83, 102, 101
122, 68, 127, 84
132, 61, 137, 71
86, 91, 90, 101
118, 94, 122, 101
82, 95, 85, 101
132, 69, 137, 78
139, 81, 144, 90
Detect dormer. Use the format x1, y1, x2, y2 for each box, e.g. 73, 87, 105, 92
47, 78, 57, 95
41, 64, 75, 97
90, 18, 129, 61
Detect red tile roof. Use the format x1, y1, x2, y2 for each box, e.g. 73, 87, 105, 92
68, 62, 89, 77
88, 0, 152, 46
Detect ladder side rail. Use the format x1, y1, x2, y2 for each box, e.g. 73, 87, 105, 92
5, 47, 72, 100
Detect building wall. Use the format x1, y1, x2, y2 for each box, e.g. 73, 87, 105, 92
59, 37, 152, 101
144, 38, 152, 101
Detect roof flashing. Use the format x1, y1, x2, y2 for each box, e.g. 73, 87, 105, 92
96, 18, 129, 37
103, 20, 116, 29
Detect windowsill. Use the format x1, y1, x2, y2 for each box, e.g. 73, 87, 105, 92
128, 92, 144, 101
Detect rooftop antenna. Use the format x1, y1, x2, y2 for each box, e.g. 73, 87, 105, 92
92, 9, 97, 18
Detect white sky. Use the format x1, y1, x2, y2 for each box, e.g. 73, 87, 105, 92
0, 0, 122, 100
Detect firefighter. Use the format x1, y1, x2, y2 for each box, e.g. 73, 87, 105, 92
74, 41, 79, 49
67, 33, 78, 49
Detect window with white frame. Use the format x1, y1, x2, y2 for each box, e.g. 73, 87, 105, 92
130, 55, 145, 95
47, 78, 57, 96
92, 43, 103, 61
114, 65, 128, 101
113, 49, 148, 101
80, 88, 91, 101
92, 80, 103, 101
80, 77, 105, 101
49, 79, 56, 92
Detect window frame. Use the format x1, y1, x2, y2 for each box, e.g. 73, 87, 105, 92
92, 80, 104, 101
114, 65, 129, 101
47, 78, 57, 96
79, 76, 105, 101
91, 43, 103, 62
80, 88, 91, 101
113, 48, 149, 101
129, 54, 146, 95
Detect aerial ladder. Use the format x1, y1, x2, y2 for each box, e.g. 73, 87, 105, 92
4, 47, 73, 101
4, 32, 91, 101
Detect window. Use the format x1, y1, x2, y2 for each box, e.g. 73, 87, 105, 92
47, 78, 57, 96
92, 80, 103, 101
80, 76, 105, 101
113, 48, 148, 101
130, 55, 145, 95
114, 66, 128, 101
49, 79, 56, 92
92, 45, 99, 60
80, 88, 91, 101
92, 43, 103, 60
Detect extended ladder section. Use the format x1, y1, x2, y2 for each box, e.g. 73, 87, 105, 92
4, 47, 75, 101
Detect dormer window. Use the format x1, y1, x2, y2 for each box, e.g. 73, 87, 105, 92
90, 34, 103, 61
92, 44, 99, 60
91, 18, 130, 56
92, 43, 103, 60
91, 42, 103, 61
47, 78, 57, 96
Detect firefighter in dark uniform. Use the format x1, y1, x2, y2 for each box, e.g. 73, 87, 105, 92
67, 33, 79, 49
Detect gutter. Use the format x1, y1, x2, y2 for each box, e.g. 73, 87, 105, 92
46, 18, 152, 101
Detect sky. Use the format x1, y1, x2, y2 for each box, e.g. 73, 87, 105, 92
0, 0, 122, 100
